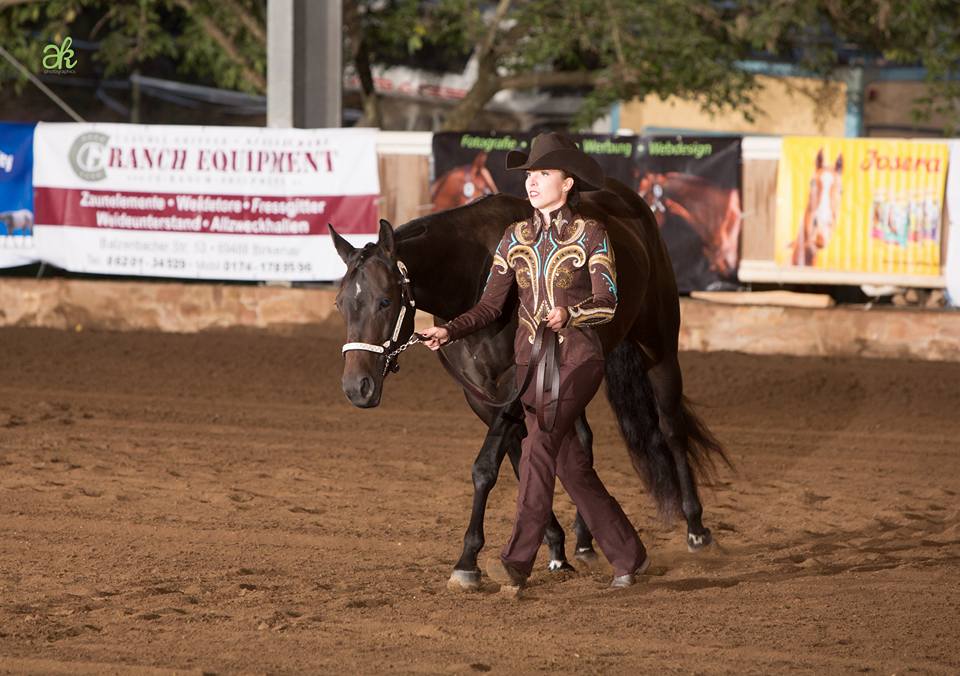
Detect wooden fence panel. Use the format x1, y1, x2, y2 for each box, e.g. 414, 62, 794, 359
378, 154, 432, 227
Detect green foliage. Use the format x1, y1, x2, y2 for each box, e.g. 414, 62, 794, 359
0, 0, 89, 93
737, 0, 960, 130
2, 0, 959, 131
93, 0, 177, 77
0, 0, 265, 94
173, 0, 265, 94
356, 0, 477, 68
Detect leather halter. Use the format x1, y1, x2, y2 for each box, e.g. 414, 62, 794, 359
341, 258, 417, 377
437, 321, 560, 433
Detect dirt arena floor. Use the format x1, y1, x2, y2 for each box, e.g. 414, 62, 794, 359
1, 319, 958, 675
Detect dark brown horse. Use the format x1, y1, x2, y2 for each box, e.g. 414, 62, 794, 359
329, 178, 728, 590
638, 172, 742, 276
430, 152, 499, 213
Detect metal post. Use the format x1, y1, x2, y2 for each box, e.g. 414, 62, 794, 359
267, 0, 294, 127
267, 0, 341, 128
844, 66, 865, 138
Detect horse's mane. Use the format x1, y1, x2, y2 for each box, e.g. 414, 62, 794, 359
399, 177, 653, 244
394, 194, 530, 243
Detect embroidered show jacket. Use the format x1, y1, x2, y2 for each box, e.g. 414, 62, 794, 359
441, 204, 618, 365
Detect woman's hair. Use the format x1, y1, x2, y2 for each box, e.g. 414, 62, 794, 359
561, 171, 581, 209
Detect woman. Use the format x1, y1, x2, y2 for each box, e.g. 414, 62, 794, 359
420, 132, 649, 590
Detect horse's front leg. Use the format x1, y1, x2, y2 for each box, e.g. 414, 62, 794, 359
448, 408, 522, 591
570, 413, 600, 567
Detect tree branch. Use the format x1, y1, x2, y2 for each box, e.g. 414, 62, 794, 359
0, 0, 48, 7
343, 0, 382, 127
499, 69, 602, 90
172, 0, 265, 93
477, 0, 512, 60
604, 0, 627, 70
220, 0, 266, 46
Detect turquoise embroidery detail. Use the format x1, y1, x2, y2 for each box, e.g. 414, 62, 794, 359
601, 272, 617, 299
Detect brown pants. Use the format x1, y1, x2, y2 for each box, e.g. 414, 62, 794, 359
501, 358, 647, 577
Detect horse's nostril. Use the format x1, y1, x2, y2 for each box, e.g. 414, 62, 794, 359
359, 377, 373, 399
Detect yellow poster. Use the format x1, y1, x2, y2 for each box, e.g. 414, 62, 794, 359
775, 137, 948, 276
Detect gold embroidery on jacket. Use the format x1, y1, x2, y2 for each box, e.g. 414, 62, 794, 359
568, 305, 616, 327
508, 246, 540, 312
506, 215, 617, 343
558, 217, 586, 245
516, 266, 531, 288
514, 219, 536, 245
588, 251, 615, 281
545, 245, 587, 309
518, 314, 537, 344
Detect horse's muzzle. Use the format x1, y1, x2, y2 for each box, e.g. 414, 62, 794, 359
342, 373, 382, 408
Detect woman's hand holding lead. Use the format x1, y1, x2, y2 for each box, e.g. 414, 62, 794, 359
419, 326, 449, 351
545, 307, 569, 331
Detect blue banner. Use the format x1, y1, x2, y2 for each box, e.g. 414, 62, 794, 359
0, 122, 38, 267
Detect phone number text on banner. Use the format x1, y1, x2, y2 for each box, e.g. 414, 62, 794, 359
33, 123, 380, 281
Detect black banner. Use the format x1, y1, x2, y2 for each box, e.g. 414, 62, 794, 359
635, 135, 743, 292
430, 132, 638, 212
430, 131, 743, 293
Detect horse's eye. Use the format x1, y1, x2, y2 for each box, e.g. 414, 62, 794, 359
380, 298, 391, 308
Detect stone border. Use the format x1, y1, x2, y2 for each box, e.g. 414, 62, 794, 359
679, 300, 960, 362
1, 279, 958, 361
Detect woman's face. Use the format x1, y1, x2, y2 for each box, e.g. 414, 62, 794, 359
525, 169, 573, 210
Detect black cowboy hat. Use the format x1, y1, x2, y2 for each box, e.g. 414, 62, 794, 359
506, 132, 604, 191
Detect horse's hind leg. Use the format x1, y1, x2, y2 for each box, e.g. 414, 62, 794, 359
648, 355, 712, 551
449, 410, 521, 590
571, 414, 600, 567
503, 424, 575, 573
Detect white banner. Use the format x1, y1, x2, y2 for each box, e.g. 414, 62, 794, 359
947, 142, 960, 306
33, 123, 380, 281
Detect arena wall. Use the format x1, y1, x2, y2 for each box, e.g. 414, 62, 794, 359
2, 278, 957, 362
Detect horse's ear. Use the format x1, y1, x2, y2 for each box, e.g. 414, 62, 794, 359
328, 223, 356, 264
835, 154, 843, 173
815, 148, 824, 170
378, 218, 396, 256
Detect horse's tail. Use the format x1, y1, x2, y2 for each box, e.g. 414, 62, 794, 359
604, 339, 729, 520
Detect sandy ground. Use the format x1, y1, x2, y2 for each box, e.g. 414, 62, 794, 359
0, 320, 958, 675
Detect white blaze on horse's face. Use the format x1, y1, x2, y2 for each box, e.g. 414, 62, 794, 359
805, 151, 844, 249
814, 172, 836, 228
810, 167, 842, 243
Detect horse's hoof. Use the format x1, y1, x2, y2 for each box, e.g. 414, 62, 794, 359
547, 559, 576, 573
574, 547, 600, 569
687, 529, 713, 553
446, 569, 481, 592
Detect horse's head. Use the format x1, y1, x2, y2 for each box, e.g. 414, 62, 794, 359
467, 152, 499, 199
808, 149, 844, 246
328, 218, 417, 408
430, 153, 500, 213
